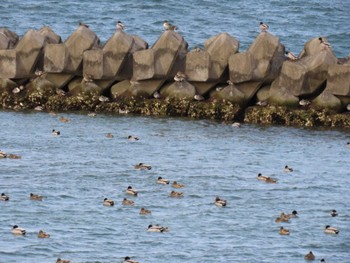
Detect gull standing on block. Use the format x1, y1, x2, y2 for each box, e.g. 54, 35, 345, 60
163, 20, 177, 31
117, 20, 125, 31
259, 22, 269, 32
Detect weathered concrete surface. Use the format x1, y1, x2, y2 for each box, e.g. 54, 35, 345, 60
270, 49, 338, 100
185, 49, 210, 82
160, 80, 196, 100
45, 73, 74, 89
110, 79, 165, 99
313, 90, 342, 112
256, 84, 271, 102
83, 31, 135, 79
133, 30, 188, 80
229, 32, 285, 84
210, 82, 246, 105
0, 28, 19, 49
68, 77, 102, 96
325, 64, 350, 96
0, 29, 45, 79
191, 81, 219, 96
205, 33, 239, 80
298, 37, 336, 58
44, 24, 100, 74
268, 80, 299, 107
38, 26, 62, 44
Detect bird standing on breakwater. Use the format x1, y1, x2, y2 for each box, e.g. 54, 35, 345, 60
259, 22, 269, 32
163, 20, 177, 31
117, 20, 125, 31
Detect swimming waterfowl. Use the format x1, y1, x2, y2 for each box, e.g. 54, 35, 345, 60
139, 207, 152, 215
30, 193, 43, 201
12, 225, 26, 235
324, 225, 339, 234
215, 196, 227, 207
285, 50, 298, 60
275, 213, 289, 223
106, 133, 114, 138
123, 256, 138, 263
37, 230, 50, 238
126, 186, 138, 196
56, 258, 70, 263
52, 129, 60, 136
122, 198, 135, 206
279, 226, 290, 235
0, 193, 9, 201
117, 20, 125, 31
169, 190, 183, 198
0, 150, 7, 158
174, 71, 186, 82
284, 165, 293, 172
134, 163, 152, 170
330, 209, 338, 217
7, 153, 21, 159
163, 20, 177, 31
286, 210, 298, 219
157, 176, 170, 185
347, 142, 350, 148
319, 259, 326, 263
304, 251, 315, 260
257, 173, 277, 183
172, 181, 185, 188
259, 22, 269, 32
103, 198, 114, 206
128, 135, 139, 141
147, 224, 169, 232
59, 116, 70, 123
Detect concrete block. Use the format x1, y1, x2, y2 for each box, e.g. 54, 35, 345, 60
133, 49, 155, 80
185, 50, 210, 82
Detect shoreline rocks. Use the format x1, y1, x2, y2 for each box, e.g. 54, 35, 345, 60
0, 25, 349, 127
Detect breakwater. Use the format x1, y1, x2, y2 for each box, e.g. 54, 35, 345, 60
0, 25, 349, 127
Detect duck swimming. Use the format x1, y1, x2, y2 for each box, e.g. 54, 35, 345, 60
331, 209, 338, 217
172, 181, 185, 188
284, 165, 293, 172
304, 251, 315, 260
123, 256, 138, 263
147, 224, 169, 232
169, 190, 183, 198
257, 173, 277, 183
139, 207, 151, 215
30, 193, 43, 201
215, 196, 227, 207
128, 135, 139, 141
56, 258, 70, 263
106, 133, 114, 138
122, 198, 135, 206
52, 129, 60, 136
0, 193, 9, 201
286, 210, 298, 219
157, 176, 170, 185
279, 226, 290, 235
38, 230, 50, 238
126, 186, 138, 196
103, 198, 114, 206
134, 163, 152, 170
12, 225, 26, 235
324, 225, 339, 234
275, 213, 289, 223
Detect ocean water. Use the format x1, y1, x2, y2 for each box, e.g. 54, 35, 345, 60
0, 110, 349, 263
0, 0, 349, 57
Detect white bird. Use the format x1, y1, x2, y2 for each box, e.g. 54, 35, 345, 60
117, 20, 125, 31
319, 37, 331, 49
324, 225, 339, 234
284, 165, 293, 173
157, 176, 170, 185
299, 99, 311, 107
285, 50, 298, 60
153, 91, 161, 99
0, 193, 9, 201
256, 100, 268, 107
123, 256, 138, 263
215, 196, 227, 207
163, 20, 177, 31
259, 22, 269, 32
98, 95, 110, 102
51, 129, 60, 136
194, 94, 205, 101
174, 71, 186, 82
147, 224, 169, 232
11, 225, 26, 235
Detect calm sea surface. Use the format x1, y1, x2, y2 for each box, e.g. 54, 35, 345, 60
1, 1, 350, 262
0, 110, 349, 263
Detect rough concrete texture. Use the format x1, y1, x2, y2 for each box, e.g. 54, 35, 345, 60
298, 37, 335, 58
0, 28, 19, 49
211, 82, 246, 105
68, 77, 102, 96
229, 32, 284, 84
205, 33, 239, 80
44, 24, 100, 74
0, 29, 45, 78
133, 49, 155, 80
160, 80, 196, 100
185, 49, 210, 82
313, 90, 342, 112
268, 79, 300, 107
325, 64, 350, 96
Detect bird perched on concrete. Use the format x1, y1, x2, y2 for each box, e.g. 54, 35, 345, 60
194, 94, 205, 101
299, 99, 311, 107
174, 71, 186, 82
163, 20, 177, 31
319, 37, 331, 50
79, 22, 89, 28
117, 20, 125, 31
285, 50, 298, 61
259, 22, 269, 32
